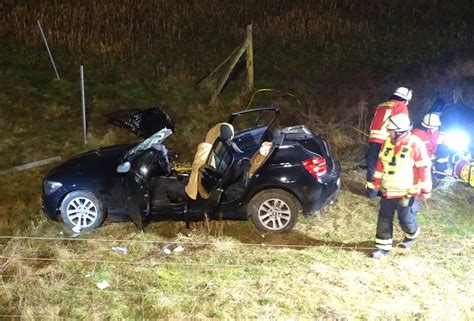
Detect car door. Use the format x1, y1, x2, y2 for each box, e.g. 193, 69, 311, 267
122, 148, 157, 229
228, 108, 280, 157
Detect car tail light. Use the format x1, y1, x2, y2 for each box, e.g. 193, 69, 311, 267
302, 157, 327, 181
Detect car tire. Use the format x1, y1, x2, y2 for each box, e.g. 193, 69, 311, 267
60, 190, 106, 230
248, 189, 300, 234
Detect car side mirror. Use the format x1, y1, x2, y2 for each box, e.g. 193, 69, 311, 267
117, 162, 131, 173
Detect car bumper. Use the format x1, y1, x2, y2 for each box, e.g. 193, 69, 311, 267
300, 177, 341, 215
42, 191, 62, 220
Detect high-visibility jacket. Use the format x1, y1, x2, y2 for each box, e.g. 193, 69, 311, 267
411, 128, 446, 160
369, 100, 409, 144
372, 133, 432, 199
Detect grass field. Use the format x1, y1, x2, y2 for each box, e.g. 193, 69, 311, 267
0, 168, 473, 319
1, 1, 474, 319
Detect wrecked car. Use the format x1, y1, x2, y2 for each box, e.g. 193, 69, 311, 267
42, 107, 341, 234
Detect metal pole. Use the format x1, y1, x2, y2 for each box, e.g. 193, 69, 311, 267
80, 65, 87, 145
37, 20, 60, 80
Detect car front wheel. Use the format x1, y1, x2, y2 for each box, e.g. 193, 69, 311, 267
248, 189, 300, 233
60, 190, 105, 230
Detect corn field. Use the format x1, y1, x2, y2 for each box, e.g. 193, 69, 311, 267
1, 0, 473, 76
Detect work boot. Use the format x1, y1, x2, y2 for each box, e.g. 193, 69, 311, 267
397, 237, 416, 248
372, 249, 390, 259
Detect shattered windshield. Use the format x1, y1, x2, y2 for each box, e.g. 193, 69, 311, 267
124, 128, 173, 161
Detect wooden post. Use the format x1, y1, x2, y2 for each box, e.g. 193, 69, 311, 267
199, 46, 240, 86
37, 20, 60, 80
205, 25, 255, 104
80, 65, 87, 145
357, 101, 368, 142
0, 157, 61, 175
246, 24, 254, 91
210, 40, 248, 104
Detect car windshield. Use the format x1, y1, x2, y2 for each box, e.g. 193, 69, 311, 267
123, 128, 173, 161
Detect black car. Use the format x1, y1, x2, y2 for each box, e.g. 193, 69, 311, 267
42, 107, 341, 234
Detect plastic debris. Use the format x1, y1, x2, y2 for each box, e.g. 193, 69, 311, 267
173, 245, 184, 253
163, 243, 185, 255
72, 225, 81, 233
112, 246, 128, 255
96, 280, 110, 289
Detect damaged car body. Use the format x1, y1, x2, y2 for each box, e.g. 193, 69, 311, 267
42, 107, 341, 233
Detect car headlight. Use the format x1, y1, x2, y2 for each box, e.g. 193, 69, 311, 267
43, 180, 63, 195
445, 131, 470, 152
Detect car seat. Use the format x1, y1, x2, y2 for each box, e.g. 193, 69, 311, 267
248, 141, 273, 178
185, 123, 235, 200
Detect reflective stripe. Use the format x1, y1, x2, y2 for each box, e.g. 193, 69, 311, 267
375, 238, 393, 245
385, 190, 410, 198
415, 159, 430, 167
418, 181, 431, 191
375, 244, 392, 250
437, 134, 446, 145
371, 130, 387, 135
370, 130, 389, 140
373, 171, 383, 179
406, 227, 420, 239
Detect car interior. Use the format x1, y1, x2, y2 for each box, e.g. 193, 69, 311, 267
145, 125, 276, 214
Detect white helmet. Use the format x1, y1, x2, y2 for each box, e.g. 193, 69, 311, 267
393, 87, 413, 101
385, 113, 412, 132
421, 113, 441, 129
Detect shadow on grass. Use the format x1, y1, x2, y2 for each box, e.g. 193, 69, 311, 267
144, 220, 375, 256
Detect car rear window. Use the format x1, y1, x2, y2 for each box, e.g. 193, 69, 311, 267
299, 138, 326, 157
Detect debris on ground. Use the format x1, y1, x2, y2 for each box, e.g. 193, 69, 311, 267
163, 243, 185, 255
96, 280, 110, 289
112, 246, 128, 255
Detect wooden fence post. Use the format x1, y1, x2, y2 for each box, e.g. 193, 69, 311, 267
206, 24, 255, 105
357, 101, 368, 142
210, 41, 248, 104
246, 24, 254, 91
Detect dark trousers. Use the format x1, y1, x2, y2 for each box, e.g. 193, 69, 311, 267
366, 142, 382, 183
375, 197, 420, 249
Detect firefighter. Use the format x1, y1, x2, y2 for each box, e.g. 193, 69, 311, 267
412, 113, 445, 160
370, 113, 432, 259
366, 87, 413, 199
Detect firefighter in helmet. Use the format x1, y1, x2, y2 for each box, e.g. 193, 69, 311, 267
370, 113, 432, 259
412, 113, 445, 160
366, 87, 413, 199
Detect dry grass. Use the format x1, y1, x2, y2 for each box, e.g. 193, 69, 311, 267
1, 1, 474, 318
1, 1, 473, 78
0, 167, 473, 319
